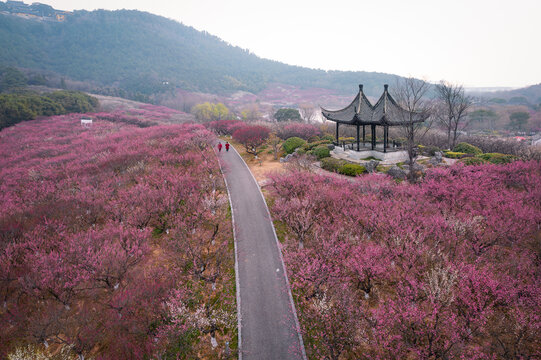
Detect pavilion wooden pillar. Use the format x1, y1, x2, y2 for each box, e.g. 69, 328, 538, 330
362, 125, 366, 145
371, 124, 376, 150
383, 125, 388, 153
335, 122, 340, 143
356, 125, 360, 151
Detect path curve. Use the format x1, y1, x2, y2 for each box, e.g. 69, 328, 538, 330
217, 144, 306, 360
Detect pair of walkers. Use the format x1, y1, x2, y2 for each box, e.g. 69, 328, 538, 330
217, 142, 230, 152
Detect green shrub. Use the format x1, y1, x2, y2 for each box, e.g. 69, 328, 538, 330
47, 90, 99, 113
303, 139, 332, 151
312, 145, 330, 159
321, 134, 335, 142
460, 157, 487, 166
478, 153, 516, 164
338, 163, 366, 176
453, 142, 482, 155
320, 157, 344, 173
421, 145, 441, 156
296, 148, 306, 155
444, 151, 466, 159
0, 90, 98, 130
282, 137, 306, 154
338, 136, 355, 144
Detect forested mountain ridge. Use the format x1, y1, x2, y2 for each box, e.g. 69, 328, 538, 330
0, 8, 399, 97
488, 83, 541, 106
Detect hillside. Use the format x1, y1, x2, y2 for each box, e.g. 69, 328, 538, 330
469, 83, 541, 108
0, 7, 399, 97
489, 83, 541, 105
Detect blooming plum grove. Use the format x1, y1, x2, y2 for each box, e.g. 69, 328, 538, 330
268, 162, 541, 359
0, 114, 236, 358
276, 122, 322, 141
205, 120, 246, 136
92, 104, 187, 128
232, 125, 270, 155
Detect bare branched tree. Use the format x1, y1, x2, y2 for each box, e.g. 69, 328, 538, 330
267, 133, 282, 160
391, 77, 433, 181
298, 103, 319, 124
435, 81, 473, 149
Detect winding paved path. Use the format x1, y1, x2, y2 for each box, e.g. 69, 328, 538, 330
217, 145, 306, 360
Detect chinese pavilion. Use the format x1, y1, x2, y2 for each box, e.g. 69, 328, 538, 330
321, 84, 428, 153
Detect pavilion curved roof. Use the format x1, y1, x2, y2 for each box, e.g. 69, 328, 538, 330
321, 84, 428, 126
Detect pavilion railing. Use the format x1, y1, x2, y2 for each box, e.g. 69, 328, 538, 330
333, 140, 404, 151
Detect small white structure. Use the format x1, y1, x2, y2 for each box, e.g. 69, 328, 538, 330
81, 116, 93, 127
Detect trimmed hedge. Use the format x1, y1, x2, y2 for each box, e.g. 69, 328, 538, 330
312, 145, 331, 159
453, 142, 483, 155
321, 157, 367, 176
478, 153, 516, 164
460, 157, 488, 166
338, 136, 356, 144
320, 157, 344, 173
303, 139, 332, 151
420, 145, 442, 156
321, 134, 335, 142
338, 163, 366, 176
444, 151, 467, 159
282, 137, 306, 154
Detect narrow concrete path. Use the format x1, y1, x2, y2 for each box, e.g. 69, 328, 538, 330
217, 145, 306, 360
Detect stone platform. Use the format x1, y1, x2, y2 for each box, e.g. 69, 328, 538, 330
332, 146, 409, 164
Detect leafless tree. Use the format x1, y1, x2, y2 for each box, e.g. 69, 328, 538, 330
391, 78, 433, 181
267, 133, 282, 160
241, 104, 261, 121
298, 103, 319, 123
435, 81, 473, 149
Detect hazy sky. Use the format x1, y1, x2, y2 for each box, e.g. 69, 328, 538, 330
42, 0, 540, 88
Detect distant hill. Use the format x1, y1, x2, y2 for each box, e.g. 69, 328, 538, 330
0, 7, 400, 97
0, 0, 71, 21
495, 84, 541, 103
477, 84, 541, 107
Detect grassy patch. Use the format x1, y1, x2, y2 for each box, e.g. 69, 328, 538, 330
272, 220, 288, 243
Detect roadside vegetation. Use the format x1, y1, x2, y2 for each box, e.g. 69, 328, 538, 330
268, 162, 541, 359
0, 114, 237, 359
2, 76, 541, 360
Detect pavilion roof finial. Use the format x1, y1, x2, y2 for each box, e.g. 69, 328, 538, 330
359, 84, 363, 92
384, 84, 389, 91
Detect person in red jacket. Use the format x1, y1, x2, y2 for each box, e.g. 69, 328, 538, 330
225, 142, 230, 152
218, 142, 223, 152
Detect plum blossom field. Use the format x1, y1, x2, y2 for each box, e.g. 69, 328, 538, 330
93, 104, 191, 128
268, 162, 541, 359
0, 114, 236, 359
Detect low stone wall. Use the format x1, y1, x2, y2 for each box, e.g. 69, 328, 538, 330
332, 148, 409, 163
